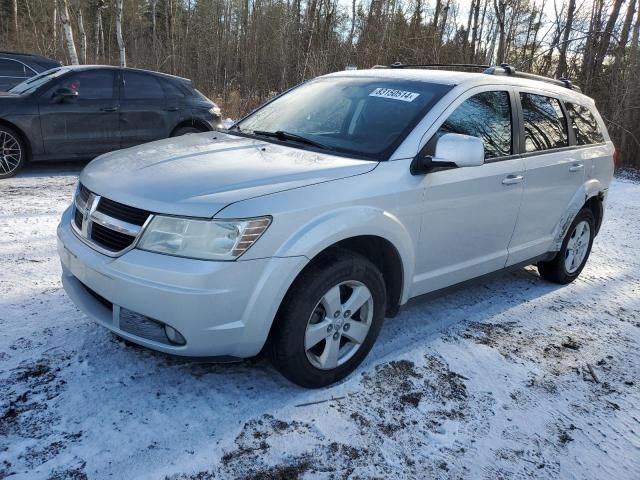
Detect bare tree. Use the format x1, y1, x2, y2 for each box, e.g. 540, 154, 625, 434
494, 0, 507, 62
78, 9, 87, 64
116, 0, 126, 67
59, 0, 78, 65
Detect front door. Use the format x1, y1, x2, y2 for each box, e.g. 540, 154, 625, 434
38, 69, 120, 157
412, 89, 524, 296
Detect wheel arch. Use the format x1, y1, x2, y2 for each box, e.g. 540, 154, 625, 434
170, 119, 211, 136
552, 179, 606, 250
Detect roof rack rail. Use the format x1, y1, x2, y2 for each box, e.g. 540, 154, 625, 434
374, 62, 491, 70
485, 63, 582, 92
374, 61, 582, 92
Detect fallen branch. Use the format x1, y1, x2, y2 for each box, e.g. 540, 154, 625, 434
295, 396, 346, 407
586, 363, 600, 383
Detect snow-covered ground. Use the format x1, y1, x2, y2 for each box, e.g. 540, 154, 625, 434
1, 167, 639, 480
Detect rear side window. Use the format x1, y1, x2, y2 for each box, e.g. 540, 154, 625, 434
161, 79, 186, 98
520, 93, 568, 152
123, 72, 164, 99
565, 102, 605, 145
432, 91, 512, 159
0, 59, 30, 77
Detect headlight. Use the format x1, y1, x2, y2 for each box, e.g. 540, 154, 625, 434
208, 106, 221, 117
138, 216, 271, 260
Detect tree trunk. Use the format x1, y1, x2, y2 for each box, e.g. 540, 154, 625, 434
556, 0, 576, 78
11, 0, 18, 34
494, 0, 507, 63
78, 9, 87, 64
116, 0, 126, 67
59, 0, 79, 65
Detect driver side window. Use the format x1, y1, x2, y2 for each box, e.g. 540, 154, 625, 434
428, 91, 512, 160
48, 70, 115, 100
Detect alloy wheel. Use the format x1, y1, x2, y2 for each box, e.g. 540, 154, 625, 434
304, 280, 374, 370
0, 130, 22, 177
565, 220, 591, 274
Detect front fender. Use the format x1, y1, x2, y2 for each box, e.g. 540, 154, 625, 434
274, 206, 416, 304
551, 178, 604, 251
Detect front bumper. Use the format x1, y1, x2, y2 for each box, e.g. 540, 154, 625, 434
57, 208, 307, 358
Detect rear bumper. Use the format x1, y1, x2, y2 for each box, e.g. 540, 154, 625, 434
57, 207, 307, 357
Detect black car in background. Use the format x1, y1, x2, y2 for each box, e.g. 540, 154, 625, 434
0, 65, 223, 178
0, 51, 62, 91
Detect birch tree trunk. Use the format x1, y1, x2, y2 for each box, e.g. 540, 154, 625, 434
78, 10, 87, 64
116, 0, 127, 67
11, 0, 18, 34
53, 0, 58, 56
59, 0, 79, 65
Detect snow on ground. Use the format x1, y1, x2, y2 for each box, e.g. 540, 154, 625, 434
0, 167, 639, 480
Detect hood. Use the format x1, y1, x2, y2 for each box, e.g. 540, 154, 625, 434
81, 132, 378, 218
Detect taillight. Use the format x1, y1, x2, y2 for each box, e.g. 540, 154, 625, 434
613, 146, 618, 168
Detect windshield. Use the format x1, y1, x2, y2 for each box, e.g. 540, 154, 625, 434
236, 77, 452, 160
9, 68, 67, 95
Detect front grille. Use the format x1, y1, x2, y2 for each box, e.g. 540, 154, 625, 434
91, 223, 136, 251
74, 183, 152, 254
78, 184, 90, 204
74, 207, 83, 229
97, 197, 150, 226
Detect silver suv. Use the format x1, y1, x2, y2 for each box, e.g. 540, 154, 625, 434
57, 65, 614, 387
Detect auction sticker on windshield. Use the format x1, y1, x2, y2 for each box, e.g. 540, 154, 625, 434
369, 87, 420, 102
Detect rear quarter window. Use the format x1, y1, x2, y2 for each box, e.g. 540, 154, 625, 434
565, 102, 605, 145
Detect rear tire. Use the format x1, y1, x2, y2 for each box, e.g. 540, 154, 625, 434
270, 249, 387, 388
0, 125, 26, 179
171, 126, 202, 137
538, 208, 595, 284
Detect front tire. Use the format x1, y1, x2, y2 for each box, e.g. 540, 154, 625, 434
0, 126, 26, 179
270, 249, 387, 388
171, 126, 203, 137
538, 208, 595, 284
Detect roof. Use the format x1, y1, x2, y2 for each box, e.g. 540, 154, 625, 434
54, 65, 191, 83
324, 68, 593, 103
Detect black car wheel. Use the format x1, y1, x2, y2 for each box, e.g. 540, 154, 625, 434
171, 126, 203, 137
538, 208, 595, 284
0, 126, 25, 179
270, 249, 387, 388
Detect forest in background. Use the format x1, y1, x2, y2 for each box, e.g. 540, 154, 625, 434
0, 0, 638, 166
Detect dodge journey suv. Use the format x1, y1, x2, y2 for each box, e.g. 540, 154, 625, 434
57, 64, 614, 387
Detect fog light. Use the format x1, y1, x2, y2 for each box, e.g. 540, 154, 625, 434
164, 325, 186, 346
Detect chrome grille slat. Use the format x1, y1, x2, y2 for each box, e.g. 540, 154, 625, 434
71, 184, 152, 256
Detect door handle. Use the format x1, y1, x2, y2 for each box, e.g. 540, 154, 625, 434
502, 174, 524, 185
100, 106, 118, 112
165, 106, 179, 112
569, 163, 584, 172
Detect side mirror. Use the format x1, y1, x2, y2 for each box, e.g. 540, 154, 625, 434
435, 133, 484, 168
52, 87, 78, 103
411, 133, 485, 175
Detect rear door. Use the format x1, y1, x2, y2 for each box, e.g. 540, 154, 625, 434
506, 91, 585, 265
119, 71, 178, 148
412, 87, 525, 295
38, 69, 120, 156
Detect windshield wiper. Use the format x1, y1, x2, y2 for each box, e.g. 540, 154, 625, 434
252, 130, 333, 151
